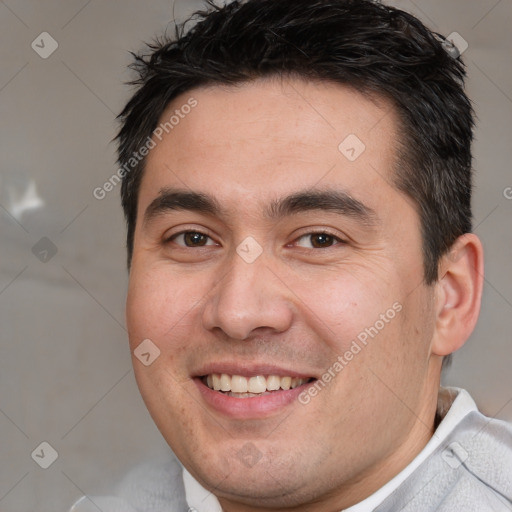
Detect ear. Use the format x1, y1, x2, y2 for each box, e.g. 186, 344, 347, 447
431, 233, 484, 357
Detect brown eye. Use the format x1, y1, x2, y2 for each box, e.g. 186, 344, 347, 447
172, 231, 214, 247
296, 232, 341, 249
310, 233, 335, 248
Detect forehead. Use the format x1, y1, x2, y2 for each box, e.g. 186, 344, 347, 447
139, 77, 400, 216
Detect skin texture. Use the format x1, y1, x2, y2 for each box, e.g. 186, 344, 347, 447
126, 78, 484, 511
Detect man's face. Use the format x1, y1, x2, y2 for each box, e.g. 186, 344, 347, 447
126, 78, 440, 509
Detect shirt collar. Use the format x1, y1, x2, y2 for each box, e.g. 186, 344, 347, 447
183, 468, 223, 512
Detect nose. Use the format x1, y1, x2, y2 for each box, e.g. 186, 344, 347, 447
201, 253, 294, 340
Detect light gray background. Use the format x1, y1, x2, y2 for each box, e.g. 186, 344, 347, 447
0, 1, 510, 510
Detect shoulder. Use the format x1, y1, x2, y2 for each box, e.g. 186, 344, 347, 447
452, 409, 512, 496
438, 387, 512, 495
377, 394, 512, 512
432, 410, 512, 511
69, 456, 188, 512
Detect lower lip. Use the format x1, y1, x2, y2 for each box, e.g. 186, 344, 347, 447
194, 378, 314, 419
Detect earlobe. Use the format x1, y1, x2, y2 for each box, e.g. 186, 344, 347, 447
431, 233, 484, 357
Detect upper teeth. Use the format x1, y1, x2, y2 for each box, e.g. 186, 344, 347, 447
205, 374, 309, 393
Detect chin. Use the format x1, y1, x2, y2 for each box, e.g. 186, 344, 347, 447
188, 444, 319, 506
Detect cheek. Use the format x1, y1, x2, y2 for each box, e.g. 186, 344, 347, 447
126, 264, 205, 345
294, 269, 399, 352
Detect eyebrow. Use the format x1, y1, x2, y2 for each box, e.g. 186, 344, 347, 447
143, 187, 377, 228
266, 190, 377, 225
143, 189, 222, 227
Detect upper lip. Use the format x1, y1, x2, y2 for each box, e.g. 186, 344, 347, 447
194, 362, 317, 380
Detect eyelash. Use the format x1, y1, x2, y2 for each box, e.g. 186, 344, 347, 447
168, 231, 218, 247
166, 230, 346, 249
293, 231, 346, 249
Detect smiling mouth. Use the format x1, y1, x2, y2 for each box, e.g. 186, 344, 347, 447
201, 374, 315, 398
